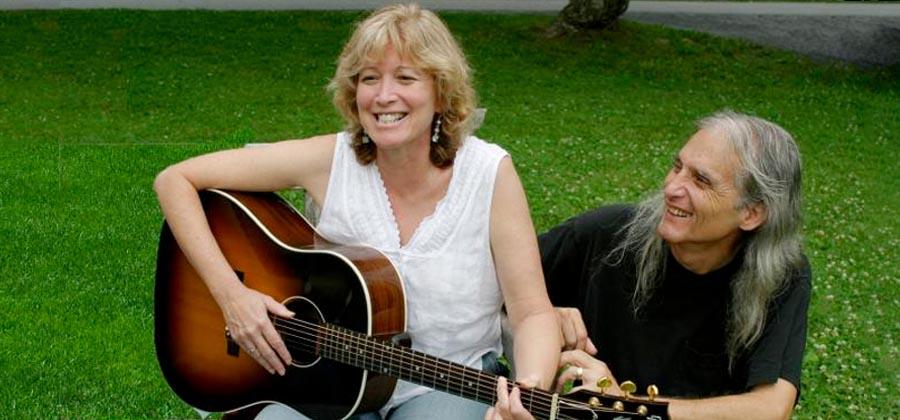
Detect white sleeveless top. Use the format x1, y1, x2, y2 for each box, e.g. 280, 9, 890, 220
315, 132, 509, 411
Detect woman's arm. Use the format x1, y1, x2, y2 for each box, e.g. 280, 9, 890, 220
489, 157, 561, 390
153, 134, 336, 375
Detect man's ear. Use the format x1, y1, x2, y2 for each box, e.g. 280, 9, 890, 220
739, 202, 767, 232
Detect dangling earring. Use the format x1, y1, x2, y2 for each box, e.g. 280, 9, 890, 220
361, 132, 370, 144
431, 116, 442, 143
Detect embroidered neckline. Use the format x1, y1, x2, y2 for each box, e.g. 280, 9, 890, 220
372, 146, 465, 250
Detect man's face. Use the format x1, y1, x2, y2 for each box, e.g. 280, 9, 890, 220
657, 128, 749, 253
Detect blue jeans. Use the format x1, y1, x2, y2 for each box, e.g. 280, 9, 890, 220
257, 352, 507, 420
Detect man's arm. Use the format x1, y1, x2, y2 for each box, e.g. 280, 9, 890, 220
667, 379, 797, 420
554, 308, 800, 420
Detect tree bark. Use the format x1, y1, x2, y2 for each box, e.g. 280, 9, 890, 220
546, 0, 630, 37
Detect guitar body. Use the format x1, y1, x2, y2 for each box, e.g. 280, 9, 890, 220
155, 189, 406, 419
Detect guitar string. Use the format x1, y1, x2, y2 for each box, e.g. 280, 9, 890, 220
269, 318, 631, 420
276, 333, 571, 419
270, 316, 561, 416
272, 323, 608, 420
272, 315, 645, 419
280, 325, 558, 415
268, 316, 639, 418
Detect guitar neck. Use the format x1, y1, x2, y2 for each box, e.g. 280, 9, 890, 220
274, 316, 559, 418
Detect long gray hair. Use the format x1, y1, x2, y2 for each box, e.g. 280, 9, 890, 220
609, 110, 804, 363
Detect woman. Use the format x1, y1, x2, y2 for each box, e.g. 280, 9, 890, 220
154, 4, 560, 419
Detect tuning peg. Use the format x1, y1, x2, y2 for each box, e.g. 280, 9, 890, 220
637, 405, 648, 416
647, 384, 659, 402
596, 376, 612, 395
612, 401, 625, 411
588, 396, 602, 408
620, 380, 636, 399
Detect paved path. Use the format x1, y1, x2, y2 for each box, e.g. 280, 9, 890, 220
5, 0, 900, 15
3, 1, 899, 66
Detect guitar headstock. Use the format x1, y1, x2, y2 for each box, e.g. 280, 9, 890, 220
556, 380, 669, 420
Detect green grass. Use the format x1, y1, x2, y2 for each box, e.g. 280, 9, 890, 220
1, 10, 897, 419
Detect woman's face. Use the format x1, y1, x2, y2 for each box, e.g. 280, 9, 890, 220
356, 45, 439, 151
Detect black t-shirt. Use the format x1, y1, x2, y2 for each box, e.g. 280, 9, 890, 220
540, 205, 811, 398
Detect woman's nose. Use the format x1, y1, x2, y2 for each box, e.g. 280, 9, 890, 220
375, 78, 397, 104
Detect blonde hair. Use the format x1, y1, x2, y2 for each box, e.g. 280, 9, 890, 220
328, 3, 477, 168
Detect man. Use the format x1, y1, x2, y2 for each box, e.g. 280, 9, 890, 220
488, 111, 810, 420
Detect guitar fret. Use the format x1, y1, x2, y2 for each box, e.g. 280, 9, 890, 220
310, 322, 661, 420
527, 387, 534, 414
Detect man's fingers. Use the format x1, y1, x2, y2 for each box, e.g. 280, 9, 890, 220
560, 315, 577, 349
558, 307, 591, 352
559, 349, 600, 367
554, 365, 582, 393
586, 337, 598, 355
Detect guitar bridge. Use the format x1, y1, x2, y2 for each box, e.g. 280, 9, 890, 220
225, 326, 240, 357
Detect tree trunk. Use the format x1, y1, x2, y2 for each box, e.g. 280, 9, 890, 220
546, 0, 630, 37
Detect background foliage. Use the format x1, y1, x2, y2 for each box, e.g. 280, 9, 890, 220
0, 10, 896, 418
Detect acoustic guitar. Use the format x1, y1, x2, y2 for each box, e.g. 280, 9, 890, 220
154, 189, 669, 420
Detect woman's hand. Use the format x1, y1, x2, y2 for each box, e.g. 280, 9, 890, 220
555, 350, 622, 396
219, 286, 295, 375
556, 307, 597, 354
485, 376, 538, 420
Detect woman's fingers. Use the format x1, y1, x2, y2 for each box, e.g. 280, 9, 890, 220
496, 376, 509, 410
263, 296, 294, 367
507, 386, 534, 419
488, 377, 536, 420
251, 331, 285, 375
226, 288, 295, 375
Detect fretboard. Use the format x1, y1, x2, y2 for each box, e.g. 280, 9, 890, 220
273, 316, 559, 418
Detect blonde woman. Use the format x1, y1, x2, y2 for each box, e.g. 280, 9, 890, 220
154, 4, 560, 419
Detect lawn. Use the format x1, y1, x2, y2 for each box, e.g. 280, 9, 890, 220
0, 9, 896, 419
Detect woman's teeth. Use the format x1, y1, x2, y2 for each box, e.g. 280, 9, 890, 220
377, 113, 406, 123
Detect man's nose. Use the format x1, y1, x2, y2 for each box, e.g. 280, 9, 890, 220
664, 172, 688, 198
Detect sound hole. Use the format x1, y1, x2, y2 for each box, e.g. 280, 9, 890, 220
282, 296, 324, 367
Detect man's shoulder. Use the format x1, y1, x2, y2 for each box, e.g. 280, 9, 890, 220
787, 253, 813, 295
566, 204, 635, 234
539, 204, 634, 257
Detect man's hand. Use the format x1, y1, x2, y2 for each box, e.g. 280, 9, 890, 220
556, 307, 597, 354
556, 350, 622, 395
